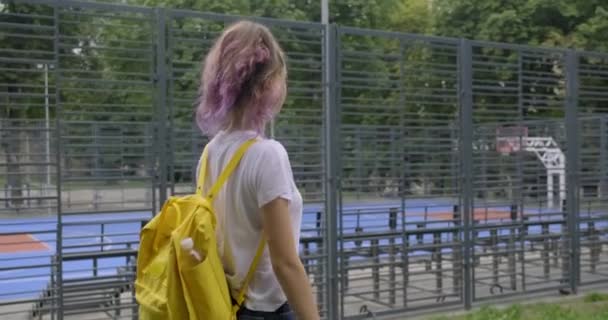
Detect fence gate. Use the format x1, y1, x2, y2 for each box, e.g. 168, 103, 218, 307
467, 43, 574, 304
1, 1, 158, 319
335, 27, 465, 318
1, 1, 61, 319
54, 1, 157, 319
578, 53, 608, 287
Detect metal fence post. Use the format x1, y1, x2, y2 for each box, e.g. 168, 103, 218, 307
459, 38, 474, 310
601, 116, 608, 199
323, 23, 340, 319
52, 3, 64, 319
516, 51, 527, 292
155, 8, 168, 207
565, 50, 580, 293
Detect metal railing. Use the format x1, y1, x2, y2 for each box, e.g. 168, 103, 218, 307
1, 1, 607, 319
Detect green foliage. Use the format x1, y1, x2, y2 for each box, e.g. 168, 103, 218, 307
584, 292, 608, 303
114, 0, 432, 33
574, 6, 608, 52
433, 0, 608, 52
388, 0, 433, 34
0, 1, 54, 120
464, 305, 522, 320
128, 0, 312, 21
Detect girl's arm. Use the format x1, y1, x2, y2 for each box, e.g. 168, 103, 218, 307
261, 198, 320, 320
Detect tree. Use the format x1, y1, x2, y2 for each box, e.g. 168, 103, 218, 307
1, 1, 55, 205
433, 0, 608, 51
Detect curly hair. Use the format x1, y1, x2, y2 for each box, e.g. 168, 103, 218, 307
195, 21, 287, 136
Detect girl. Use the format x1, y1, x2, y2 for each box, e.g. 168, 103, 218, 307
195, 21, 320, 320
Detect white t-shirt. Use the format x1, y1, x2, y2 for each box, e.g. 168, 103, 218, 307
197, 130, 303, 311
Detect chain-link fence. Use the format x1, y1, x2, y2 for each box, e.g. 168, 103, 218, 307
1, 1, 608, 319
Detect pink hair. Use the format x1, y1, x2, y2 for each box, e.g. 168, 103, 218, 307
196, 21, 287, 136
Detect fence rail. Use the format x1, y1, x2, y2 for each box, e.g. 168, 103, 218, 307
1, 1, 608, 319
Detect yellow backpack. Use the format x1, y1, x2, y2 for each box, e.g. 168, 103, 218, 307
135, 139, 265, 320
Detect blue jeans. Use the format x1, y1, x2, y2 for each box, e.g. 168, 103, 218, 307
237, 303, 295, 320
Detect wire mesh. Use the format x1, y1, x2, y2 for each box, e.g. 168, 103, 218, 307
0, 2, 60, 319
337, 28, 463, 317
56, 3, 156, 215
578, 53, 608, 286
52, 2, 156, 319
469, 44, 571, 303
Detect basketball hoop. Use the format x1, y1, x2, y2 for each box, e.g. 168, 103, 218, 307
496, 126, 528, 155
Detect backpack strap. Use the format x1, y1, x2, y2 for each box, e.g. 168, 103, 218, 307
233, 236, 266, 311
196, 145, 210, 197
197, 138, 257, 199
196, 138, 266, 309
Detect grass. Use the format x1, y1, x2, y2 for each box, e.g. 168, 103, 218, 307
428, 293, 608, 320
